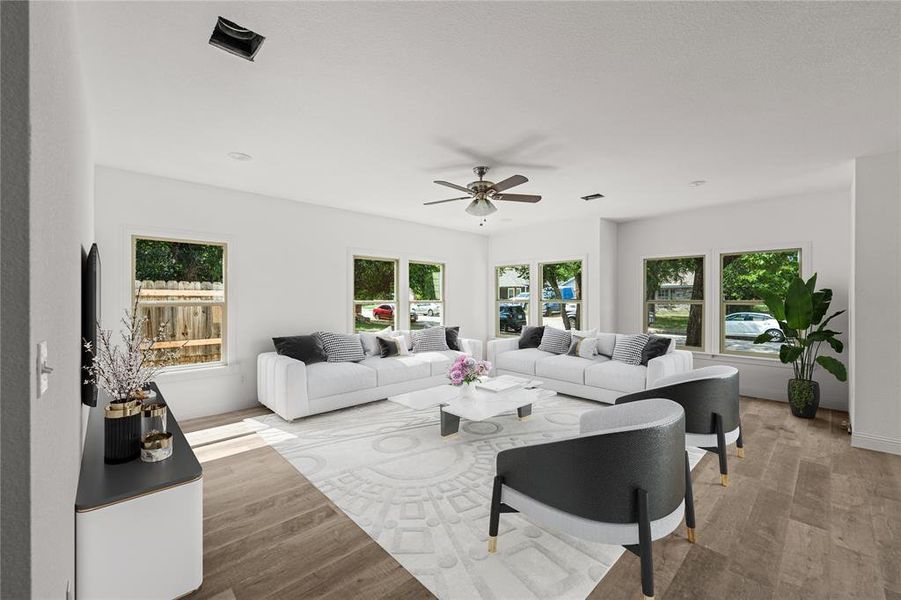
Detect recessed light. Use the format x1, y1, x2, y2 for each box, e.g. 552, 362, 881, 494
227, 152, 253, 161
689, 180, 706, 187
581, 193, 605, 201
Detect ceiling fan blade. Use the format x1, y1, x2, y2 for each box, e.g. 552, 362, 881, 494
434, 180, 473, 195
495, 193, 542, 203
423, 196, 470, 206
491, 175, 528, 193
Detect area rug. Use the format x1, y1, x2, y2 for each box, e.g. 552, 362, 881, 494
246, 395, 705, 600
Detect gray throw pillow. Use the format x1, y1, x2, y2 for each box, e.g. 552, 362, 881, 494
538, 327, 572, 354
612, 333, 650, 365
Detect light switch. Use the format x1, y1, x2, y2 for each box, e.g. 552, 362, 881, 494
37, 341, 52, 397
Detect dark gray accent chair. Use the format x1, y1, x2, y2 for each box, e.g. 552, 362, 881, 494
489, 399, 691, 600
617, 365, 742, 495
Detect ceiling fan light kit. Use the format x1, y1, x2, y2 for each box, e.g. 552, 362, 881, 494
425, 166, 542, 221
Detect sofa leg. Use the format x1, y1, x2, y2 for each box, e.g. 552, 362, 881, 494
684, 451, 696, 543
714, 413, 729, 487
489, 476, 502, 553
637, 488, 654, 599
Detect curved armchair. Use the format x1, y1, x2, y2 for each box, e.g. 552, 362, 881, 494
616, 366, 742, 488
490, 399, 690, 599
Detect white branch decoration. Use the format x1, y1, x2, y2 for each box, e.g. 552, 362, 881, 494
83, 289, 182, 401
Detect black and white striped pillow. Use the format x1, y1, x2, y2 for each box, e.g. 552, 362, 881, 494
411, 326, 449, 353
316, 332, 365, 363
612, 333, 650, 365
538, 327, 572, 354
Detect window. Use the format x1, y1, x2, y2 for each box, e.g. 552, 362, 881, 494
644, 256, 705, 351
720, 249, 801, 355
353, 257, 398, 332
409, 261, 444, 330
132, 236, 226, 367
495, 265, 530, 336
539, 260, 582, 330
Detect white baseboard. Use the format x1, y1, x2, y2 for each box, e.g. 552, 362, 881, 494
851, 432, 901, 456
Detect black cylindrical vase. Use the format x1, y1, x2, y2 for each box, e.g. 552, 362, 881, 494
104, 400, 142, 464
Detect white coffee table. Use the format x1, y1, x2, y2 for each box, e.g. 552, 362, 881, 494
388, 377, 556, 437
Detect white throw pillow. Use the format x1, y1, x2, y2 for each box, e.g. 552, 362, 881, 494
360, 326, 393, 357
595, 333, 617, 358
571, 328, 598, 339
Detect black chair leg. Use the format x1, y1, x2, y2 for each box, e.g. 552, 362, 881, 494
715, 413, 729, 487
736, 417, 745, 459
637, 488, 654, 599
684, 451, 696, 543
488, 476, 502, 553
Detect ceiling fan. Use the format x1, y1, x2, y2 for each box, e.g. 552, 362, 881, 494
424, 166, 542, 217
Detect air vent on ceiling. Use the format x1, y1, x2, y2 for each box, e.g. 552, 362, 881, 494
580, 193, 605, 201
209, 17, 265, 62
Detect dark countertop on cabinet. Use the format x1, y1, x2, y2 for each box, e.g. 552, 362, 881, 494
75, 383, 202, 512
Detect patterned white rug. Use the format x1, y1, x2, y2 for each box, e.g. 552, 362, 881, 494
246, 394, 705, 600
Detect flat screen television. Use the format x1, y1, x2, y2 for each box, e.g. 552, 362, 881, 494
82, 243, 101, 407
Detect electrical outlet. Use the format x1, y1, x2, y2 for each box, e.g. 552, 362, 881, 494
37, 341, 52, 398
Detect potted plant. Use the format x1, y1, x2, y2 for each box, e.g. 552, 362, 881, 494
754, 274, 847, 418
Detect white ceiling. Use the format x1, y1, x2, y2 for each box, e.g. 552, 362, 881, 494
75, 2, 900, 234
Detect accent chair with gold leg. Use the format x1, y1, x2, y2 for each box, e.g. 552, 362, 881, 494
488, 399, 689, 600
617, 365, 742, 490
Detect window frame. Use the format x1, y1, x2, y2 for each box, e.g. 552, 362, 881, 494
408, 259, 446, 331
130, 234, 228, 371
642, 254, 706, 352
718, 247, 802, 358
352, 255, 400, 332
538, 259, 584, 331
495, 264, 531, 337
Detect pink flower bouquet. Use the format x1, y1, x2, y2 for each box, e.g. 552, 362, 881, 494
448, 354, 491, 386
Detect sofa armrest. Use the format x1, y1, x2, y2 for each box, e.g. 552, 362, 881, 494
458, 338, 483, 360
257, 352, 311, 421
487, 337, 520, 368
646, 350, 693, 388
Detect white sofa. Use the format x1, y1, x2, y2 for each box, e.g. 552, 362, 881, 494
487, 335, 692, 404
258, 337, 483, 421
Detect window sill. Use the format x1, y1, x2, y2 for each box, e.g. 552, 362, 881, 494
154, 362, 236, 381
691, 351, 788, 368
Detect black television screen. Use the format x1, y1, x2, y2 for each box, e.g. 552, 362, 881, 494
82, 243, 100, 406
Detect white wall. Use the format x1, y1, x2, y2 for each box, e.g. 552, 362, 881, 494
486, 217, 618, 335
94, 167, 489, 420
851, 152, 901, 454
28, 3, 94, 597
616, 190, 852, 410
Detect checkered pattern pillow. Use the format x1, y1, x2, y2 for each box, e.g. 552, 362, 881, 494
611, 333, 650, 365
538, 327, 572, 354
411, 326, 449, 353
316, 332, 365, 363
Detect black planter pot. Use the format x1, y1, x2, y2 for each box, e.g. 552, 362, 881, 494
787, 379, 820, 419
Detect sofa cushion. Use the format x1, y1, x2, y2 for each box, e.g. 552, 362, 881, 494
317, 331, 365, 363
272, 335, 326, 364
584, 361, 648, 393
411, 326, 450, 352
641, 335, 672, 366
359, 356, 431, 386
538, 327, 572, 354
445, 326, 461, 351
596, 333, 617, 358
536, 355, 596, 384
495, 348, 555, 375
612, 333, 650, 365
414, 350, 464, 376
518, 326, 545, 349
306, 361, 378, 399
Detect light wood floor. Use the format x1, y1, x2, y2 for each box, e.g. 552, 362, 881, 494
182, 398, 901, 600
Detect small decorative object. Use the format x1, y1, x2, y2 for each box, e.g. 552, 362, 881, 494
448, 355, 491, 398
140, 431, 173, 463
141, 403, 168, 438
83, 289, 182, 403
104, 400, 142, 464
753, 273, 847, 419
